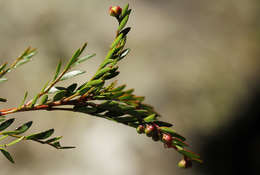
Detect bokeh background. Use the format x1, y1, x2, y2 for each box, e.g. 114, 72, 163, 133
0, 0, 259, 175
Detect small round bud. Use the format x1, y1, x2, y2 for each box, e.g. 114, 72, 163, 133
109, 6, 122, 17
178, 158, 192, 168
145, 124, 155, 137
136, 125, 145, 134
162, 133, 172, 144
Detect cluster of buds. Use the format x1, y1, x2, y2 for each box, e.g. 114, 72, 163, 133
136, 123, 174, 147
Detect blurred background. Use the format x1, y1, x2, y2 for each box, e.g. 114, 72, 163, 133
0, 0, 259, 174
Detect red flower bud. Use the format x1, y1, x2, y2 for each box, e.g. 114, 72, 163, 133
162, 133, 172, 144
136, 125, 145, 134
145, 124, 155, 137
109, 6, 122, 17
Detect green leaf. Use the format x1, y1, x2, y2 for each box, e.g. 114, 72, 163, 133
153, 121, 173, 127
26, 129, 54, 140
0, 78, 7, 83
72, 53, 96, 66
39, 94, 48, 105
29, 94, 39, 108
111, 33, 123, 49
159, 127, 186, 141
6, 136, 24, 147
0, 148, 14, 163
65, 48, 81, 70
67, 83, 77, 93
53, 60, 62, 81
0, 98, 7, 102
53, 90, 67, 101
144, 114, 156, 122
94, 67, 112, 79
121, 3, 129, 19
176, 145, 201, 160
45, 136, 62, 143
19, 91, 28, 108
0, 118, 15, 131
60, 70, 86, 81
15, 121, 33, 134
118, 48, 130, 61
118, 14, 129, 32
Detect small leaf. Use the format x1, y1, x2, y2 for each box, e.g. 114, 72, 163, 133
6, 136, 24, 147
29, 94, 39, 108
0, 98, 7, 102
176, 145, 201, 160
19, 91, 28, 108
53, 60, 62, 81
111, 33, 123, 49
0, 78, 7, 83
15, 121, 33, 134
119, 27, 131, 36
118, 14, 129, 32
26, 129, 54, 140
0, 118, 15, 131
144, 114, 156, 122
53, 90, 67, 101
94, 67, 112, 79
60, 70, 86, 81
120, 3, 129, 19
39, 94, 48, 105
0, 63, 7, 72
72, 53, 96, 66
0, 148, 14, 163
118, 48, 130, 61
65, 49, 81, 70
67, 83, 77, 93
45, 136, 62, 143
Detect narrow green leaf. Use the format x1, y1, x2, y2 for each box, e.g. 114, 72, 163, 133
159, 127, 186, 141
118, 14, 129, 32
40, 80, 50, 93
118, 48, 130, 61
19, 91, 28, 108
65, 49, 81, 70
0, 148, 14, 163
176, 145, 200, 160
29, 94, 39, 108
94, 67, 112, 79
53, 90, 67, 101
99, 59, 114, 69
6, 136, 24, 147
0, 135, 8, 142
103, 71, 120, 80
39, 94, 48, 105
121, 3, 129, 19
26, 129, 54, 140
0, 119, 15, 131
45, 136, 62, 143
119, 27, 131, 37
15, 121, 33, 134
153, 121, 173, 127
72, 53, 96, 66
67, 83, 77, 93
0, 98, 7, 102
60, 70, 86, 81
0, 63, 7, 72
105, 47, 118, 60
144, 114, 156, 122
53, 60, 62, 81
111, 33, 123, 49
0, 78, 7, 83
